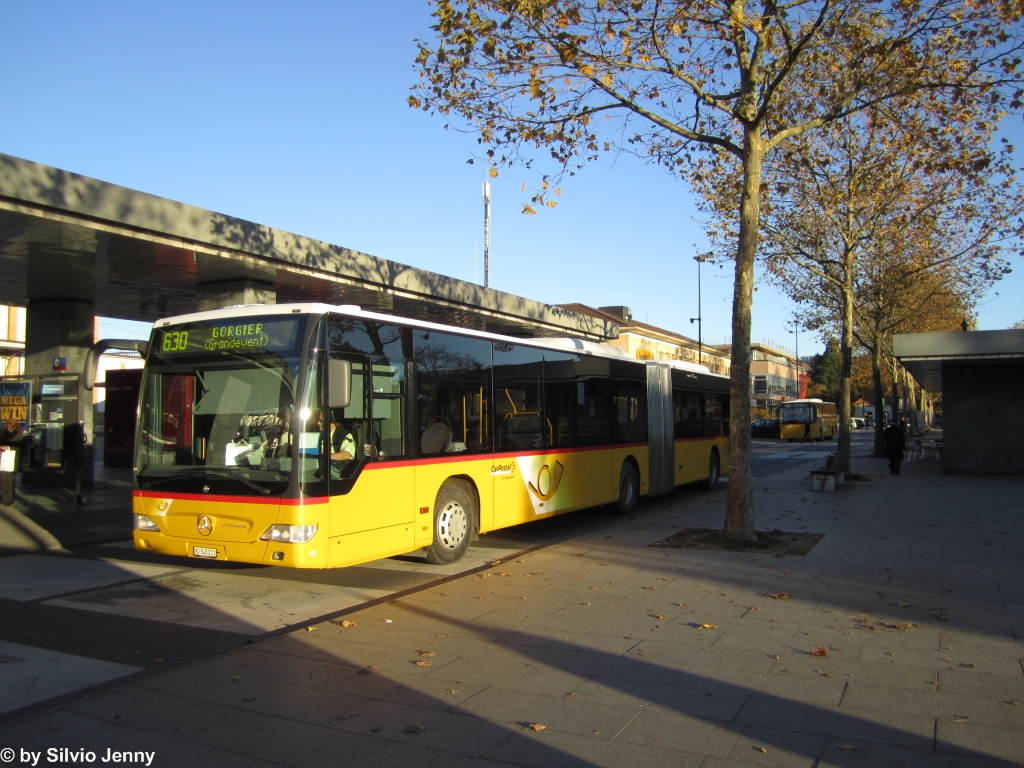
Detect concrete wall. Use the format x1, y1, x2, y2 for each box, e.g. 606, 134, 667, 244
943, 363, 1024, 475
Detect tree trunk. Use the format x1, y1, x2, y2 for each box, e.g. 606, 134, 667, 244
724, 130, 763, 541
836, 249, 854, 474
905, 370, 921, 436
870, 343, 885, 457
890, 354, 900, 425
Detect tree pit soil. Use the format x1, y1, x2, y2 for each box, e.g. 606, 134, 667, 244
650, 528, 823, 556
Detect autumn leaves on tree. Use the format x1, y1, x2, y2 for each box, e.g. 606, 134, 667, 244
411, 0, 1023, 539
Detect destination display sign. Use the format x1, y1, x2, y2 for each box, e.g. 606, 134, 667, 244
156, 316, 304, 356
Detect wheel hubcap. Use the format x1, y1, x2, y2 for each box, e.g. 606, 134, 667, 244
437, 502, 468, 550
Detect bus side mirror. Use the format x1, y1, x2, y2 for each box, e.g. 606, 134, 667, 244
328, 359, 351, 409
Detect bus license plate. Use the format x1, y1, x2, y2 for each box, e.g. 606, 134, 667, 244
192, 546, 218, 559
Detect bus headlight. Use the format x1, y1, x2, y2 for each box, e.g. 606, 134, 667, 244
259, 524, 318, 544
134, 514, 160, 531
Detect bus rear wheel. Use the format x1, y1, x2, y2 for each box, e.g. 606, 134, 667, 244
700, 450, 720, 490
611, 461, 638, 515
425, 481, 474, 565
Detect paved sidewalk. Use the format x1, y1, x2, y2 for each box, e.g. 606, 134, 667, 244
2, 455, 1022, 767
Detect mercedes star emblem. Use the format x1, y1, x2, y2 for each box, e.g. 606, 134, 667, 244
197, 516, 213, 536
202, 484, 210, 493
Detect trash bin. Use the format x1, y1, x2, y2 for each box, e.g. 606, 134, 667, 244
0, 446, 15, 505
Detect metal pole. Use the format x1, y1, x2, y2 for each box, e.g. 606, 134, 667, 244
690, 256, 702, 366
794, 322, 799, 398
483, 181, 491, 288
697, 258, 702, 366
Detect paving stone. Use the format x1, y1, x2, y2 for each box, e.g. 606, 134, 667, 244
733, 695, 935, 750
725, 724, 828, 767
193, 711, 388, 768
481, 728, 705, 768
612, 703, 744, 755
935, 718, 1024, 764
454, 686, 641, 737
69, 685, 249, 735
817, 736, 1008, 767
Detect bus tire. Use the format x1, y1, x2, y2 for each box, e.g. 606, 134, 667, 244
611, 461, 639, 516
701, 450, 720, 490
425, 481, 474, 565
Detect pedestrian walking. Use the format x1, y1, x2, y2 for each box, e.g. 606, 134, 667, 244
884, 420, 906, 475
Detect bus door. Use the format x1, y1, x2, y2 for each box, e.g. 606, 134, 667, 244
324, 321, 415, 550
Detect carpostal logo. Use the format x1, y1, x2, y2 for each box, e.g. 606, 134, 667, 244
515, 456, 567, 515
490, 462, 515, 476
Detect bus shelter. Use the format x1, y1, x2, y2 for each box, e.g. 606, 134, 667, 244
894, 329, 1024, 475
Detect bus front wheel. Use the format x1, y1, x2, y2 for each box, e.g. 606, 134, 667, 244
425, 481, 474, 565
612, 461, 639, 516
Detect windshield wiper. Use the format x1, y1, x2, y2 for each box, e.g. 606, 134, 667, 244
140, 468, 272, 495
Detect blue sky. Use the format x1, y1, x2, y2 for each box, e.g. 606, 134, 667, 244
2, 1, 1020, 352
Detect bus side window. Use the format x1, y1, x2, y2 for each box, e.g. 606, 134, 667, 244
610, 361, 647, 444
705, 393, 725, 437
414, 331, 492, 455
493, 344, 544, 451
542, 351, 579, 448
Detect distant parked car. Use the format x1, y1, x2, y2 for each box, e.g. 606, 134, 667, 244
853, 417, 866, 429
751, 418, 780, 438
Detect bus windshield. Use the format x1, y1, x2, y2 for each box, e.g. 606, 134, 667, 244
780, 403, 815, 424
135, 315, 310, 496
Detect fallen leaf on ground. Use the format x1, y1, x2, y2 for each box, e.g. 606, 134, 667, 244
761, 564, 777, 569
404, 724, 426, 733
959, 663, 974, 668
590, 587, 602, 591
230, 676, 242, 681
811, 647, 828, 657
756, 747, 767, 753
446, 689, 458, 695
358, 665, 378, 675
478, 573, 491, 579
306, 626, 318, 632
417, 650, 436, 657
414, 661, 432, 667
652, 614, 669, 620
516, 560, 525, 563
531, 572, 542, 575
333, 620, 356, 628
699, 623, 718, 630
835, 744, 858, 751
384, 619, 393, 624
772, 655, 780, 660
1005, 700, 1021, 706
581, 602, 591, 606
527, 723, 547, 731
435, 633, 449, 637
491, 560, 503, 566
951, 715, 969, 722
898, 603, 912, 608
643, 586, 656, 590
770, 593, 791, 600
498, 572, 512, 576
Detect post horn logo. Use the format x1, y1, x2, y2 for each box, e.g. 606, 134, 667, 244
197, 516, 213, 536
527, 460, 565, 502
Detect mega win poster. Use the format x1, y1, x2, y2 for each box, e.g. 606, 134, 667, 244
0, 380, 31, 429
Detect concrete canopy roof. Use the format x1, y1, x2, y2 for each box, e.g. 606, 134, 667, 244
893, 329, 1024, 393
0, 153, 616, 340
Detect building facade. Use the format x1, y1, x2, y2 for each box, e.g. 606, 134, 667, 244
557, 304, 731, 376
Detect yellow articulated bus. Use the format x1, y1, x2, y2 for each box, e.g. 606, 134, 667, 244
132, 304, 730, 568
780, 398, 839, 442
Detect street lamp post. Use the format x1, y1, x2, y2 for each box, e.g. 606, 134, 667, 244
787, 318, 801, 398
482, 181, 491, 288
689, 256, 702, 366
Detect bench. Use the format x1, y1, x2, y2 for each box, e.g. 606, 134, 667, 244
809, 453, 844, 491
